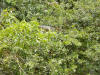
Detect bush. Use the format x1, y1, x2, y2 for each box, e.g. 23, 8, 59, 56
0, 19, 100, 75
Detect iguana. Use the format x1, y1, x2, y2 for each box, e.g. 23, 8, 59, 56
39, 25, 55, 31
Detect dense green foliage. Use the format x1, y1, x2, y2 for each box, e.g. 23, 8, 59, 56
0, 0, 100, 75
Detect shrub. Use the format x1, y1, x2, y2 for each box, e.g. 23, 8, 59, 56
0, 20, 100, 75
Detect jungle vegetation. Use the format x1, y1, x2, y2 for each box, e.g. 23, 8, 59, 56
0, 0, 100, 75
